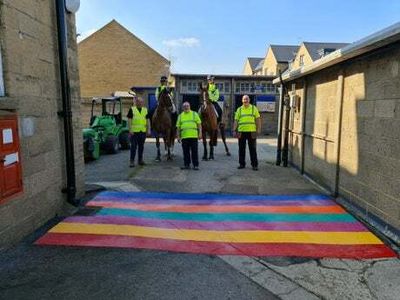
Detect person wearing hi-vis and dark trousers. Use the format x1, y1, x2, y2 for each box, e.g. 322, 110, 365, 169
176, 101, 202, 170
233, 95, 261, 171
127, 96, 151, 167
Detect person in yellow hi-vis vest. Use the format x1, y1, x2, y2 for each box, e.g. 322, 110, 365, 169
233, 95, 261, 171
127, 97, 151, 167
176, 102, 202, 170
207, 75, 222, 123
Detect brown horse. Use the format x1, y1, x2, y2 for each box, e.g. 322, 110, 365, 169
151, 88, 176, 161
199, 84, 231, 160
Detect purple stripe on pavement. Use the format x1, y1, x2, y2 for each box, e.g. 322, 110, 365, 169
63, 216, 368, 232
89, 197, 336, 207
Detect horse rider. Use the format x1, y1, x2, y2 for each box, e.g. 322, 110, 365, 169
155, 76, 173, 101
127, 96, 151, 167
233, 95, 261, 171
176, 101, 202, 170
207, 75, 223, 124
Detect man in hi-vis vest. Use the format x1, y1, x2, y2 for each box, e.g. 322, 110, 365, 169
233, 95, 261, 171
176, 102, 202, 170
127, 97, 151, 167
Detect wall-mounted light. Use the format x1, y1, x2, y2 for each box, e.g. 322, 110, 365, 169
65, 0, 80, 14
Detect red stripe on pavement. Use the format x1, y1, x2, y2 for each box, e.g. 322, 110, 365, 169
35, 233, 398, 259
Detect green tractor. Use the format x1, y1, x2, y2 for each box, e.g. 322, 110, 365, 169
83, 97, 130, 161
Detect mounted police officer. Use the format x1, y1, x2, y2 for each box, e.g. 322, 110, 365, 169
207, 75, 223, 124
233, 95, 261, 171
155, 76, 173, 101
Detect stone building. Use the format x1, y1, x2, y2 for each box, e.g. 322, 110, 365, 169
0, 1, 84, 246
262, 45, 299, 76
242, 57, 264, 75
78, 20, 170, 126
290, 42, 349, 70
274, 22, 400, 241
172, 74, 278, 134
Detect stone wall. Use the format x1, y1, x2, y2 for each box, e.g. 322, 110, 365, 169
0, 0, 84, 247
285, 42, 400, 232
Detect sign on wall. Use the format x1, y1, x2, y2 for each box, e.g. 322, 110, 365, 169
256, 95, 276, 113
0, 47, 4, 97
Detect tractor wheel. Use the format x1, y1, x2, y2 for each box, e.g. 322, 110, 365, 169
119, 132, 130, 150
104, 135, 119, 154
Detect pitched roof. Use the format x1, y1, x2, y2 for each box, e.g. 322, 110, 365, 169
246, 57, 264, 71
254, 59, 265, 71
270, 45, 299, 62
303, 42, 350, 61
79, 19, 169, 63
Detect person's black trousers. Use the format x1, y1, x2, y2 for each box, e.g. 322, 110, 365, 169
130, 132, 146, 162
238, 132, 258, 167
182, 138, 199, 167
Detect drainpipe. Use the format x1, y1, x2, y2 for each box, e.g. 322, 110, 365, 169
276, 72, 285, 165
334, 73, 345, 196
55, 0, 78, 206
300, 79, 307, 174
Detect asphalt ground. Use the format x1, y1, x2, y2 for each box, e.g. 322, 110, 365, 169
1, 137, 399, 300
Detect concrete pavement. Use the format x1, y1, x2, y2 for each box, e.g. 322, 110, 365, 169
1, 137, 399, 299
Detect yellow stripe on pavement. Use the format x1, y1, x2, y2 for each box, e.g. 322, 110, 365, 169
50, 222, 383, 245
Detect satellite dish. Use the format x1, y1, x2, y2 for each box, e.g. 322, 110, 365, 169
65, 0, 80, 14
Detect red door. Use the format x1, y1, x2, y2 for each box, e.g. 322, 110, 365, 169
0, 115, 23, 203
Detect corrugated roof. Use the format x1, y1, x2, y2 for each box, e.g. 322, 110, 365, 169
303, 42, 350, 61
270, 45, 299, 62
247, 57, 264, 71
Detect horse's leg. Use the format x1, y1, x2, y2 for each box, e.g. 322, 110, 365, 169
219, 123, 231, 156
202, 128, 208, 161
209, 133, 214, 160
155, 134, 161, 161
165, 129, 172, 161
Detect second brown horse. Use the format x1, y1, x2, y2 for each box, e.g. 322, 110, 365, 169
199, 84, 231, 160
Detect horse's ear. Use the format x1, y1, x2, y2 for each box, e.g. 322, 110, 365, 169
199, 82, 203, 90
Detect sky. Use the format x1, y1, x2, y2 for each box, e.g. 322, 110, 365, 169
76, 0, 400, 75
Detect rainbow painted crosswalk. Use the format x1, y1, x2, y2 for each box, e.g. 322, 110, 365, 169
35, 192, 397, 258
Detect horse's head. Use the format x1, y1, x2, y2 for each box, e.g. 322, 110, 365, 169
199, 82, 211, 111
158, 88, 176, 113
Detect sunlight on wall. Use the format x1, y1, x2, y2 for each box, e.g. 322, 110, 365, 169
312, 79, 338, 164
340, 72, 365, 176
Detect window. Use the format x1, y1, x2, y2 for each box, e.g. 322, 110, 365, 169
216, 83, 224, 93
299, 55, 304, 67
181, 80, 201, 93
0, 47, 4, 97
224, 82, 230, 93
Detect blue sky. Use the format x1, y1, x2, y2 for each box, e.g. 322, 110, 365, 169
76, 0, 400, 74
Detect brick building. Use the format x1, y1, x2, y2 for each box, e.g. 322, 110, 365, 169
0, 1, 84, 247
78, 20, 170, 126
274, 22, 400, 241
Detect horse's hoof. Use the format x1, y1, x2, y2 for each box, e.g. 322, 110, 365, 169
155, 158, 161, 162
209, 157, 214, 160
202, 158, 208, 161
226, 152, 231, 156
